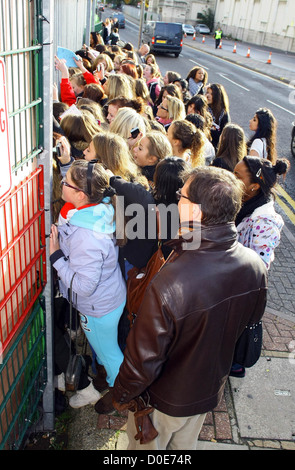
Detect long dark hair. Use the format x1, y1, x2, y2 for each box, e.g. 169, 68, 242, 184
215, 123, 247, 171
207, 83, 230, 121
247, 108, 277, 163
153, 157, 189, 205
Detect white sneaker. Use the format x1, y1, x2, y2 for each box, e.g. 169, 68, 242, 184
54, 372, 66, 392
69, 381, 101, 408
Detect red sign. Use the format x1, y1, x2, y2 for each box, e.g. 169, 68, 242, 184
0, 58, 12, 200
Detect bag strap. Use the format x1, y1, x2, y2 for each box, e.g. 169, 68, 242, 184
69, 273, 77, 360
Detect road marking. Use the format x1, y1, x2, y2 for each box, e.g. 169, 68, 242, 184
183, 43, 292, 88
276, 194, 295, 225
267, 100, 295, 116
276, 185, 295, 225
277, 184, 295, 209
217, 73, 250, 91
189, 59, 209, 70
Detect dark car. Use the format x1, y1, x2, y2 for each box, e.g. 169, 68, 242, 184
291, 122, 295, 157
143, 21, 183, 57
112, 13, 125, 29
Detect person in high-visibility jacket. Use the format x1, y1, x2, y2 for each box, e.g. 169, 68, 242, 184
214, 27, 222, 49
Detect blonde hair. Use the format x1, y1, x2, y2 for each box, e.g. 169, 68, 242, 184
134, 78, 150, 102
105, 74, 135, 100
110, 107, 147, 139
92, 53, 114, 72
170, 120, 206, 167
70, 73, 86, 87
166, 96, 186, 121
92, 131, 148, 188
144, 131, 172, 161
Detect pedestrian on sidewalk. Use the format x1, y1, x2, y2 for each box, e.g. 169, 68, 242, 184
185, 66, 208, 96
247, 108, 278, 163
214, 27, 222, 49
49, 161, 127, 409
234, 156, 290, 270
230, 156, 289, 378
211, 123, 247, 172
206, 83, 231, 149
113, 166, 267, 450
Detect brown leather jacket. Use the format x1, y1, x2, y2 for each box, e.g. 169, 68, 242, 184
113, 223, 267, 417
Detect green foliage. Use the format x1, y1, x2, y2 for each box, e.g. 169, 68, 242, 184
197, 7, 215, 32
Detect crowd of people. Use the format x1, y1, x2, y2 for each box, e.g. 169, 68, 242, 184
49, 24, 290, 450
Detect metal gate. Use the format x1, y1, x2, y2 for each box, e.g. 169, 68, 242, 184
0, 0, 51, 449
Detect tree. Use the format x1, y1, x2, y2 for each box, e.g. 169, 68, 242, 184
197, 7, 214, 32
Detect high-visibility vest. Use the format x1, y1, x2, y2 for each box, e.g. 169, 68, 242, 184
215, 30, 222, 39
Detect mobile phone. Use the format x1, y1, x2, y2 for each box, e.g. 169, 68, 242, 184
97, 64, 101, 72
56, 142, 62, 157
130, 127, 140, 139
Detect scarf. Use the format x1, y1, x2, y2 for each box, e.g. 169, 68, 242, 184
235, 191, 269, 227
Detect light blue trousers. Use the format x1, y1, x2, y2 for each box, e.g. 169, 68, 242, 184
79, 301, 125, 387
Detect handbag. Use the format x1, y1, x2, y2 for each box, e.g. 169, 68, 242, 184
233, 321, 263, 368
65, 273, 85, 391
126, 211, 175, 326
126, 242, 166, 326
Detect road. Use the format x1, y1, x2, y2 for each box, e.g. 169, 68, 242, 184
102, 10, 295, 230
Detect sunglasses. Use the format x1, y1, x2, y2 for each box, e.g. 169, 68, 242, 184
176, 189, 190, 201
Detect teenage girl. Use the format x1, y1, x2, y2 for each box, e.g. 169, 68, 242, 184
50, 161, 126, 411
206, 83, 230, 149
167, 119, 206, 168
247, 108, 277, 163
212, 123, 247, 172
133, 131, 172, 185
186, 66, 208, 96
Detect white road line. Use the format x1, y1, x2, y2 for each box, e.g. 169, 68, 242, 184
267, 100, 295, 116
189, 59, 209, 70
218, 73, 250, 91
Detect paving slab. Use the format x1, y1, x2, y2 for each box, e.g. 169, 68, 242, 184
229, 356, 295, 441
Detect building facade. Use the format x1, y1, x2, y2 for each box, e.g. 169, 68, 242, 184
214, 0, 295, 52
146, 0, 216, 25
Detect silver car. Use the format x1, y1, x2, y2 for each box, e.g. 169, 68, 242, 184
182, 24, 195, 35
195, 24, 211, 35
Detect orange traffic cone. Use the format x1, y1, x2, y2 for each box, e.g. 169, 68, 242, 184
246, 47, 251, 58
218, 40, 222, 49
202, 36, 205, 43
193, 32, 196, 40
233, 43, 237, 53
184, 32, 187, 38
267, 52, 272, 64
